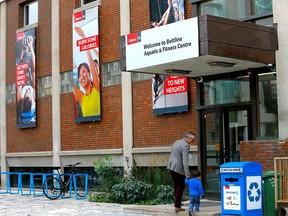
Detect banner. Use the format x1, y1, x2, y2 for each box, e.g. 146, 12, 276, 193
73, 6, 101, 123
152, 75, 188, 114
149, 0, 189, 115
16, 27, 37, 128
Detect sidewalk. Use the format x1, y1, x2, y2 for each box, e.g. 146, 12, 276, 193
0, 193, 221, 216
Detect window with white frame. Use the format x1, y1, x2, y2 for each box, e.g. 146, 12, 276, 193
24, 1, 38, 26
81, 0, 97, 6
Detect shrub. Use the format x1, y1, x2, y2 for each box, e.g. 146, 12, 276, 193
131, 166, 172, 186
88, 192, 111, 203
93, 155, 123, 192
109, 176, 152, 204
150, 185, 174, 205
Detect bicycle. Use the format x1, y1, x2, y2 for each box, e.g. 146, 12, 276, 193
42, 162, 86, 200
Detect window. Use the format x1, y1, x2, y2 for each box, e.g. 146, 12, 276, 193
24, 1, 38, 26
132, 73, 151, 82
202, 76, 250, 105
38, 76, 52, 97
61, 71, 74, 93
258, 72, 278, 138
102, 61, 121, 86
81, 0, 97, 6
199, 0, 273, 26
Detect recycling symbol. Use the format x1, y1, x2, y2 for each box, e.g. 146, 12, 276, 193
247, 182, 261, 202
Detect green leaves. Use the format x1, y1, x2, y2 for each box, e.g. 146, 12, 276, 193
109, 176, 152, 204
93, 155, 123, 192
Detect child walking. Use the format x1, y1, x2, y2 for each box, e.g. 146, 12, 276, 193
185, 170, 204, 215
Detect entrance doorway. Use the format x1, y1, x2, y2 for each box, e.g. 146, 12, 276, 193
202, 107, 250, 198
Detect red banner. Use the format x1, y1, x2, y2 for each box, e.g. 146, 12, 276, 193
164, 76, 187, 95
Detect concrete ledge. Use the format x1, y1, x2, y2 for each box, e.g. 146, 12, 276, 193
59, 149, 123, 156
132, 146, 198, 154
6, 151, 52, 158
123, 203, 221, 216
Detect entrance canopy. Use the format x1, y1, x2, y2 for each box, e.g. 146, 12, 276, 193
120, 15, 277, 78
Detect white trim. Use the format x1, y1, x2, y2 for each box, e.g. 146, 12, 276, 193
6, 151, 53, 158
23, 1, 38, 26
16, 23, 38, 33
75, 0, 101, 13
132, 146, 198, 154
59, 149, 123, 156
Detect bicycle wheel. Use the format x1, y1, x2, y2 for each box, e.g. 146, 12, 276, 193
75, 175, 86, 197
42, 176, 63, 200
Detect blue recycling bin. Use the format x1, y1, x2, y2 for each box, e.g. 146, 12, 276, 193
220, 162, 263, 216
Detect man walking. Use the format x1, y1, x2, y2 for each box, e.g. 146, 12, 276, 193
167, 132, 195, 212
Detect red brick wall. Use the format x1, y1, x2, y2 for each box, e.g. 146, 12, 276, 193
130, 1, 196, 148
7, 97, 53, 152
60, 85, 123, 151
6, 0, 196, 153
132, 78, 198, 148
240, 140, 288, 171
59, 0, 75, 72
60, 0, 123, 151
6, 0, 53, 153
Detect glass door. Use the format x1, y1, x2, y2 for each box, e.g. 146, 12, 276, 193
225, 109, 249, 162
203, 110, 222, 195
202, 107, 250, 197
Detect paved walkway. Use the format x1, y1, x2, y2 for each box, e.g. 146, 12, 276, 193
0, 194, 221, 216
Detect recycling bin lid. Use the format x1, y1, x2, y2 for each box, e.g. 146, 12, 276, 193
220, 161, 262, 173
262, 171, 275, 178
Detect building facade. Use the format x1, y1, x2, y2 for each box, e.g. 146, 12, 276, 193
0, 0, 287, 198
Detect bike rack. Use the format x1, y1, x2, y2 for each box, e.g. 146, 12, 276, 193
43, 173, 61, 198
73, 173, 88, 200
31, 173, 45, 197
0, 171, 89, 200
0, 172, 9, 194
19, 172, 33, 196
61, 173, 73, 199
8, 172, 21, 194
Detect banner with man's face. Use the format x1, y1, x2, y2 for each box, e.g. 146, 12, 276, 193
16, 27, 37, 128
73, 5, 101, 123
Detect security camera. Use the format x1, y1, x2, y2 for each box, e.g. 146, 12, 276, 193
197, 76, 204, 83
266, 64, 276, 72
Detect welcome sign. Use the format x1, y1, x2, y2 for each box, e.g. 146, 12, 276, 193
125, 17, 199, 72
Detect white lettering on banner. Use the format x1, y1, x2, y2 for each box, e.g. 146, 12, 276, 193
80, 42, 97, 51
128, 38, 137, 44
164, 77, 187, 95
165, 86, 186, 94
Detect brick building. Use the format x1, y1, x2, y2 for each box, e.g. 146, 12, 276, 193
0, 0, 286, 199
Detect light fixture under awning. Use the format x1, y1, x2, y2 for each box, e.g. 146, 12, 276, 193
208, 61, 236, 68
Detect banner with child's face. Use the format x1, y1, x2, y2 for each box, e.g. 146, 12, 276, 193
16, 27, 37, 129
73, 5, 101, 123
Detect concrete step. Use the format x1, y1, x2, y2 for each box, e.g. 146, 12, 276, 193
123, 200, 221, 216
